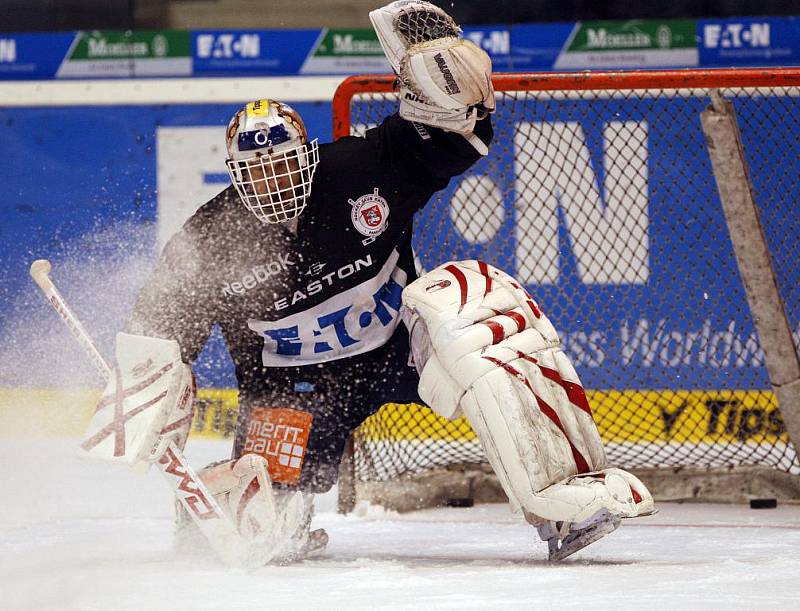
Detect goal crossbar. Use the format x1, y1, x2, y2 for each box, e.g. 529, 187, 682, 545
334, 68, 800, 138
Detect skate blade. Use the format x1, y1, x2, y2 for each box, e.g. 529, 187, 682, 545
546, 513, 621, 562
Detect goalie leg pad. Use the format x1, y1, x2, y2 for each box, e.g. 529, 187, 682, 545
523, 468, 656, 526
175, 455, 322, 565
459, 353, 602, 516
402, 260, 655, 527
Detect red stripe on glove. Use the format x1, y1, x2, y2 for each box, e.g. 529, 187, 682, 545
477, 260, 493, 296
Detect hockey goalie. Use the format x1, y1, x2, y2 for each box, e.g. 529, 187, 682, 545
75, 0, 651, 566
402, 260, 656, 560
77, 0, 495, 567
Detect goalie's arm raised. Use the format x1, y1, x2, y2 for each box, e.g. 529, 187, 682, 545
364, 112, 491, 196
370, 1, 495, 149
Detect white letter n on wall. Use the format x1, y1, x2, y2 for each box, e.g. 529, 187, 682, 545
513, 120, 649, 285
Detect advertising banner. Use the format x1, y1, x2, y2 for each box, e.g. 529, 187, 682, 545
2, 16, 800, 82
698, 17, 800, 67
300, 28, 391, 74
56, 30, 192, 78
0, 33, 75, 79
192, 29, 321, 76
553, 19, 698, 68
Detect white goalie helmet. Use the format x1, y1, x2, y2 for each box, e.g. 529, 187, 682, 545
225, 99, 320, 224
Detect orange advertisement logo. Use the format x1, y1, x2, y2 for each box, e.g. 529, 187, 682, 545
243, 407, 313, 485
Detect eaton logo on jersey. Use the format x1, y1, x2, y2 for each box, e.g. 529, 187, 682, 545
248, 251, 407, 366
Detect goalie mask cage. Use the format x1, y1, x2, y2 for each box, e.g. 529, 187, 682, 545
332, 69, 800, 510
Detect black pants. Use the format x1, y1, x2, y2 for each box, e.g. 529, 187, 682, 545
232, 325, 421, 493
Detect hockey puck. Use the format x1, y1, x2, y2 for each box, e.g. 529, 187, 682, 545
749, 498, 777, 509
445, 498, 474, 508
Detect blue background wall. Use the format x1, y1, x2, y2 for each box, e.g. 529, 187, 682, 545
2, 93, 797, 390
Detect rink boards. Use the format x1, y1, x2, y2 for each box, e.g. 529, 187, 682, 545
0, 387, 787, 446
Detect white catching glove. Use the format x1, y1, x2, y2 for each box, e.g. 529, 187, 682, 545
398, 87, 484, 137
370, 1, 494, 135
370, 1, 461, 76
401, 37, 494, 113
79, 332, 194, 467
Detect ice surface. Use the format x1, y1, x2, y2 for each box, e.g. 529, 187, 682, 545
2, 437, 799, 611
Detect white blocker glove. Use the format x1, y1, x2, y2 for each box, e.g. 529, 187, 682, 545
78, 332, 195, 468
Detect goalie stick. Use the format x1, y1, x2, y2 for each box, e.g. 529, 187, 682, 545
29, 259, 257, 569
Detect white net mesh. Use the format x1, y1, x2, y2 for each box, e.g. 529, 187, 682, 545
340, 76, 800, 483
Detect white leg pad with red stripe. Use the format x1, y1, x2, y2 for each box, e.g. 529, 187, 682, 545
403, 260, 654, 523
79, 332, 195, 467
525, 468, 655, 525
180, 455, 314, 565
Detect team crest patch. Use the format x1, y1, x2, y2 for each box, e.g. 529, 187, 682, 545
349, 188, 389, 245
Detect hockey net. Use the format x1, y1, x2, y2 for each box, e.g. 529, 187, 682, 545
332, 69, 800, 507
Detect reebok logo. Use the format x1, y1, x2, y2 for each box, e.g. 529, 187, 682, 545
433, 52, 460, 95
222, 253, 295, 296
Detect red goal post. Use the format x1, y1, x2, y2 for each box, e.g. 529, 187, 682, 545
333, 68, 800, 138
333, 68, 800, 511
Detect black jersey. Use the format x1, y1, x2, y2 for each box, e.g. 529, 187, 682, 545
128, 113, 492, 398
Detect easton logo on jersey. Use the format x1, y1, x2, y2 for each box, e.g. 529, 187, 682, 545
350, 187, 389, 245
248, 250, 407, 366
